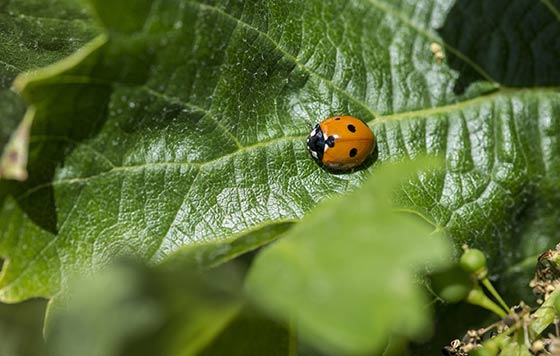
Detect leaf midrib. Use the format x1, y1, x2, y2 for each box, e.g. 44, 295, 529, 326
189, 1, 379, 119
17, 87, 556, 203
375, 87, 559, 123
188, 0, 500, 118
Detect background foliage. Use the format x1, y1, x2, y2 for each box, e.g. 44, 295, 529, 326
0, 0, 559, 355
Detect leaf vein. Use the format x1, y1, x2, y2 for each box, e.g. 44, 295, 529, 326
0, 59, 23, 73
364, 0, 497, 84
140, 85, 244, 149
1, 11, 91, 25
149, 167, 202, 261
16, 135, 307, 200
188, 0, 378, 118
29, 135, 116, 168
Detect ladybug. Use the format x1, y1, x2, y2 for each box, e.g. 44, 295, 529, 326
307, 115, 375, 170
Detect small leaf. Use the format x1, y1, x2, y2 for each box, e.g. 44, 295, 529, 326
161, 221, 295, 271
246, 160, 452, 355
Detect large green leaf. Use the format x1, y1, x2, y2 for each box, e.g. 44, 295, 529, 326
0, 0, 97, 178
0, 0, 559, 307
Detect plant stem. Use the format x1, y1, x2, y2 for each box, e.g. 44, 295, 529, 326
482, 278, 510, 313
467, 287, 507, 318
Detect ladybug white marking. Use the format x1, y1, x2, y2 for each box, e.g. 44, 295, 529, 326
310, 128, 317, 137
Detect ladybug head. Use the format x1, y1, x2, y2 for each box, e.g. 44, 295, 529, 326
306, 124, 324, 164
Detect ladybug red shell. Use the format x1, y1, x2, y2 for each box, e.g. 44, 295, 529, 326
307, 116, 376, 170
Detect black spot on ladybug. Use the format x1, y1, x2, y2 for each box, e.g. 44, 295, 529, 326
335, 117, 341, 120
347, 124, 356, 132
326, 135, 335, 147
349, 148, 357, 157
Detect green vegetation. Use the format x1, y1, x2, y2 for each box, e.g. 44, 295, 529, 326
1, 0, 559, 355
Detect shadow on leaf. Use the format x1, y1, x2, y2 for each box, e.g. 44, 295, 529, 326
14, 84, 112, 233
11, 33, 156, 234
439, 0, 560, 93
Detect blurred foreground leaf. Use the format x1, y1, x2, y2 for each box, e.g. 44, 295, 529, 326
246, 160, 452, 355
0, 298, 46, 356
44, 260, 291, 356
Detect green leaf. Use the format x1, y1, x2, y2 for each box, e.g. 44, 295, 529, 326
0, 0, 559, 309
497, 343, 533, 356
0, 298, 46, 356
44, 260, 289, 356
0, 0, 97, 179
197, 308, 294, 356
245, 160, 452, 355
161, 221, 296, 271
45, 264, 166, 356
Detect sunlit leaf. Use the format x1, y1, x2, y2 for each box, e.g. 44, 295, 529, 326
0, 0, 558, 319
